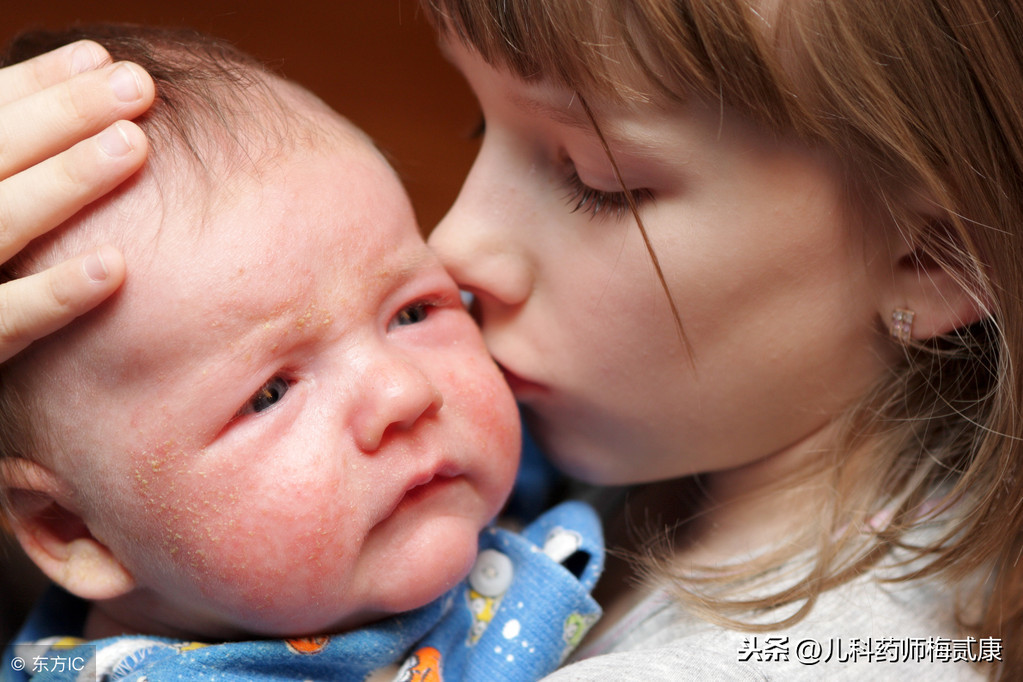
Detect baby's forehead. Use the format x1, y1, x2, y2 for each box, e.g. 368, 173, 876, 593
132, 83, 382, 251
26, 93, 398, 384
159, 76, 373, 198
143, 117, 404, 308
60, 136, 404, 392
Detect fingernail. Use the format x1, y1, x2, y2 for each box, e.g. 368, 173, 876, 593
69, 42, 102, 75
97, 122, 134, 158
109, 63, 143, 102
83, 248, 110, 282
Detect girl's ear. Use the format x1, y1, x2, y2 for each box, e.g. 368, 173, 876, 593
882, 207, 988, 341
1, 458, 135, 601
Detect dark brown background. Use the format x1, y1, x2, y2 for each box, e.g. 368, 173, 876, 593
0, 0, 480, 646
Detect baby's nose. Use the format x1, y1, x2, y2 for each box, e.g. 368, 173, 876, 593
352, 358, 443, 453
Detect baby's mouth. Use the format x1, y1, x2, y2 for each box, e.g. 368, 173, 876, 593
394, 474, 458, 515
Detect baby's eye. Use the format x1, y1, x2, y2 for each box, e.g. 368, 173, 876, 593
238, 376, 290, 417
390, 301, 430, 329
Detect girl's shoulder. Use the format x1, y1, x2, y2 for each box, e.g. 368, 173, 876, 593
543, 643, 767, 681
554, 573, 988, 680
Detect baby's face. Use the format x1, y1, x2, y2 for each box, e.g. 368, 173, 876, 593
41, 117, 520, 637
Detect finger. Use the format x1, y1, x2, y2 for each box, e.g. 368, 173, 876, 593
0, 40, 112, 107
0, 121, 148, 264
0, 60, 155, 177
0, 244, 125, 363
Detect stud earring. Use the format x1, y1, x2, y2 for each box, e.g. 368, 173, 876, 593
890, 308, 915, 343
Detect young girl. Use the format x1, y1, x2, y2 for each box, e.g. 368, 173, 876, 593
4, 0, 1023, 679
418, 0, 1020, 679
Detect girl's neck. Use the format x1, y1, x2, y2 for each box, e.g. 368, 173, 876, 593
583, 434, 828, 647
600, 424, 833, 594
682, 447, 824, 566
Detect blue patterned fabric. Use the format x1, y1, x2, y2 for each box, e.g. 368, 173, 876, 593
3, 502, 603, 682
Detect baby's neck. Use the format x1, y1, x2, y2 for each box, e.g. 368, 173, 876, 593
83, 603, 141, 641
83, 596, 236, 643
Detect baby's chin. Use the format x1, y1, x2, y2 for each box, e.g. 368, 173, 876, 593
221, 519, 482, 639
348, 516, 486, 624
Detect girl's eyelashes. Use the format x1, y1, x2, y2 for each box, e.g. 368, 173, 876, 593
471, 111, 648, 219
473, 111, 647, 218
563, 167, 652, 219
237, 376, 291, 418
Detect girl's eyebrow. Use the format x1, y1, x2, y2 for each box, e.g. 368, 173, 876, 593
436, 35, 590, 131
517, 91, 674, 162
509, 91, 590, 131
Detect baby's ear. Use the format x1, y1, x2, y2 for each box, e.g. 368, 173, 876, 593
1, 458, 134, 601
881, 199, 988, 340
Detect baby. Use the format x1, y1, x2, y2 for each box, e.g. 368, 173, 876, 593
0, 25, 601, 681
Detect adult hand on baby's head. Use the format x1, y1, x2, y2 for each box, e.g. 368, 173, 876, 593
0, 39, 153, 362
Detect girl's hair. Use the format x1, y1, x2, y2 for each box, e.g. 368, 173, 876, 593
424, 0, 1023, 677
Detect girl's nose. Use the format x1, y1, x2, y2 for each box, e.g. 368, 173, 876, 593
353, 357, 444, 453
428, 147, 533, 308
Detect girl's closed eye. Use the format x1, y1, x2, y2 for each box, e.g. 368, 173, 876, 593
563, 165, 652, 220
237, 376, 291, 417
